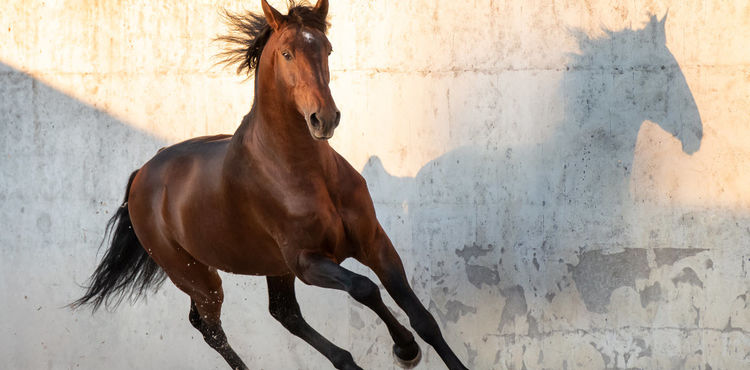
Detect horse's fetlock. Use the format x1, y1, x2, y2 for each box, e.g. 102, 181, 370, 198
331, 350, 356, 369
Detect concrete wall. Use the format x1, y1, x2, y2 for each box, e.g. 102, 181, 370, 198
2, 1, 749, 369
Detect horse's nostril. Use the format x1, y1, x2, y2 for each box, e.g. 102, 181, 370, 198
334, 111, 341, 127
310, 113, 320, 128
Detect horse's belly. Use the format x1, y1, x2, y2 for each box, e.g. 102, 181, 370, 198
181, 224, 290, 276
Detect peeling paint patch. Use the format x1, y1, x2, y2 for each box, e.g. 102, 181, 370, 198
429, 299, 477, 326
464, 342, 478, 367
527, 313, 541, 338
569, 249, 649, 313
634, 337, 652, 358
349, 308, 365, 330
672, 267, 704, 288
455, 243, 493, 262
654, 248, 707, 267
444, 300, 477, 323
499, 285, 527, 330
466, 264, 500, 288
639, 282, 661, 308
589, 341, 611, 367
738, 293, 748, 308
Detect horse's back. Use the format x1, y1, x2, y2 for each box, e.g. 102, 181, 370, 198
131, 134, 231, 201
128, 134, 233, 250
151, 134, 232, 163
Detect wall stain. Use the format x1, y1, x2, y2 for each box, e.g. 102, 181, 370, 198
429, 299, 477, 327
444, 300, 477, 323
466, 264, 500, 288
526, 313, 541, 338
634, 337, 652, 358
464, 342, 478, 367
672, 267, 703, 289
569, 248, 649, 313
455, 243, 494, 263
589, 341, 611, 368
639, 282, 662, 308
349, 308, 365, 330
498, 285, 527, 331
654, 248, 707, 267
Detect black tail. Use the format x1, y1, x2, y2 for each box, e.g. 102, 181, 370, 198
71, 170, 166, 311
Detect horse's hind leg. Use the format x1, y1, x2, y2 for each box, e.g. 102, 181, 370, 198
157, 249, 247, 370
267, 274, 362, 370
293, 252, 422, 368
187, 296, 247, 370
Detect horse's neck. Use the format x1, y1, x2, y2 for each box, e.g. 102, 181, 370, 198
228, 99, 332, 176
226, 63, 334, 183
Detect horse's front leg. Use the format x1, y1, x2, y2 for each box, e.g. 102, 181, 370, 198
360, 227, 469, 370
267, 274, 362, 370
294, 252, 422, 368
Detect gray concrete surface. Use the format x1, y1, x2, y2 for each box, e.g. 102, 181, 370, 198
1, 1, 749, 369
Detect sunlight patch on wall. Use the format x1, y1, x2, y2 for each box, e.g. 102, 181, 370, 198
631, 120, 750, 209
0, 0, 253, 143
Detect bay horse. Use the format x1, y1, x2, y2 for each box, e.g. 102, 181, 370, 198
72, 1, 468, 369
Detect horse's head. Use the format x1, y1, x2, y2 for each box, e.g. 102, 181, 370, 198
634, 14, 702, 154
259, 0, 339, 140
570, 14, 703, 155
218, 0, 339, 141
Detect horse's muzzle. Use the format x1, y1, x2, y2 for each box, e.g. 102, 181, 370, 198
307, 110, 340, 140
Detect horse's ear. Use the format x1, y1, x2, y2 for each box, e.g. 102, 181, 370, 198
261, 0, 285, 31
656, 11, 667, 43
659, 11, 668, 30
313, 0, 329, 19
647, 13, 667, 44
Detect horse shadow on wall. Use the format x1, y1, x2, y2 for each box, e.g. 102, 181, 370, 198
0, 61, 172, 367
0, 62, 166, 252
361, 14, 705, 366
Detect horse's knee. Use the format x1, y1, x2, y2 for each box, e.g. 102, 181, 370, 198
348, 275, 380, 304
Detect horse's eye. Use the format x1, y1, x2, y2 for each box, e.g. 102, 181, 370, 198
282, 51, 292, 61
328, 48, 333, 56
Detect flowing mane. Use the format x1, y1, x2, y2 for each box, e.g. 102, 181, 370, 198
216, 1, 329, 76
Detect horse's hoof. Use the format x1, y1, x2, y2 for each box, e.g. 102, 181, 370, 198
393, 344, 421, 369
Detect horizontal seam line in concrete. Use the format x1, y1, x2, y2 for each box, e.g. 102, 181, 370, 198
2, 64, 749, 77
486, 325, 750, 338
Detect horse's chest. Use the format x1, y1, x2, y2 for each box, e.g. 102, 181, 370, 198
280, 202, 350, 257
248, 174, 365, 261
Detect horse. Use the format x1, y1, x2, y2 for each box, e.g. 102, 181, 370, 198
71, 1, 468, 369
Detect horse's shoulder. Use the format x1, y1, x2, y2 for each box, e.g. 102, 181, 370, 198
327, 152, 379, 238
330, 152, 369, 195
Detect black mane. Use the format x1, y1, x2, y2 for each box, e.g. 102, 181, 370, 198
216, 1, 329, 76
